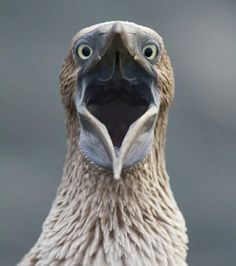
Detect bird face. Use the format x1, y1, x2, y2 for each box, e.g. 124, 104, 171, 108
60, 21, 174, 178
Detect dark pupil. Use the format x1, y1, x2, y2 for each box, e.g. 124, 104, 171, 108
144, 47, 153, 58
82, 46, 91, 57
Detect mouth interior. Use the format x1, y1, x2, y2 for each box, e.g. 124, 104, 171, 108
85, 80, 152, 148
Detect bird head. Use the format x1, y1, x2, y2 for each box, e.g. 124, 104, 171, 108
60, 21, 174, 179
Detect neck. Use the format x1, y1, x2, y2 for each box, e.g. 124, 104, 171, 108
19, 117, 188, 266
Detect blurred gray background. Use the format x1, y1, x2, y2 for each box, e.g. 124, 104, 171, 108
0, 0, 235, 265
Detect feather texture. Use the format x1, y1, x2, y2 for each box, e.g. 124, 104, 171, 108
18, 21, 188, 266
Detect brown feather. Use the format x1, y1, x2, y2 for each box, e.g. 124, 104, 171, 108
18, 22, 188, 266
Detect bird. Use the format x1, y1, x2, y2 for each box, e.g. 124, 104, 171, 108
18, 21, 188, 266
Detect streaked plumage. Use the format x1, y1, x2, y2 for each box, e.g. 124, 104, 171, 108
19, 21, 188, 266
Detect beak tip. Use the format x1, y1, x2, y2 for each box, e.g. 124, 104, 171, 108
114, 174, 121, 180
113, 159, 122, 180
110, 22, 125, 35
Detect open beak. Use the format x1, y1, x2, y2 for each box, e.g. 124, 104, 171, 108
75, 23, 160, 178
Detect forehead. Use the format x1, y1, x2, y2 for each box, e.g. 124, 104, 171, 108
71, 21, 163, 44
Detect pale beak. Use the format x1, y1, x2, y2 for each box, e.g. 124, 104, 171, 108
75, 23, 160, 178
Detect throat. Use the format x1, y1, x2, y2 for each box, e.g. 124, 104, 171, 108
88, 99, 147, 147
84, 78, 151, 148
22, 150, 188, 265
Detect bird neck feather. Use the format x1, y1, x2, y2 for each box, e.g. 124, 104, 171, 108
19, 110, 188, 266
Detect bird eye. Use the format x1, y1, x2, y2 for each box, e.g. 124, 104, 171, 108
76, 44, 93, 60
142, 44, 159, 60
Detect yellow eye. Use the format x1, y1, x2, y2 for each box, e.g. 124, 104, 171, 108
142, 44, 159, 60
76, 44, 93, 60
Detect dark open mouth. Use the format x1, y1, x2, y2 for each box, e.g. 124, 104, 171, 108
84, 79, 153, 148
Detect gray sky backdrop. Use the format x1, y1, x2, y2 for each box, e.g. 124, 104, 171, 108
0, 0, 236, 265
